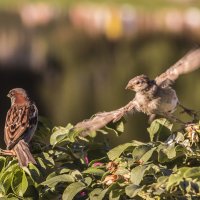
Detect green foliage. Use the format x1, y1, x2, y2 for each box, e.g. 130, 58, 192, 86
1, 117, 200, 199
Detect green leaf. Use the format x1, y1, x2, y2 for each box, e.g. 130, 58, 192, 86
115, 167, 130, 176
67, 128, 81, 142
125, 184, 142, 198
94, 188, 109, 200
158, 144, 176, 162
36, 157, 46, 170
70, 170, 83, 179
158, 150, 168, 163
115, 120, 124, 133
62, 182, 86, 200
0, 157, 6, 173
89, 188, 103, 200
109, 190, 121, 200
147, 118, 173, 141
83, 167, 105, 176
132, 145, 155, 163
89, 185, 119, 200
41, 174, 74, 187
11, 170, 28, 197
109, 119, 125, 134
130, 165, 146, 185
50, 124, 74, 146
165, 144, 176, 159
166, 173, 183, 190
60, 168, 71, 174
1, 197, 19, 200
107, 143, 133, 160
46, 171, 56, 180
166, 167, 189, 190
1, 163, 19, 193
184, 167, 200, 179
156, 118, 173, 130
140, 147, 156, 163
147, 120, 160, 141
23, 163, 40, 185
28, 163, 40, 176
87, 130, 97, 138
157, 176, 168, 184
0, 184, 5, 196
50, 127, 69, 146
42, 152, 55, 166
132, 145, 151, 161
174, 132, 185, 143
84, 177, 93, 186
104, 118, 125, 136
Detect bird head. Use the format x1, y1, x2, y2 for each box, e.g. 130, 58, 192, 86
125, 75, 152, 92
7, 88, 29, 105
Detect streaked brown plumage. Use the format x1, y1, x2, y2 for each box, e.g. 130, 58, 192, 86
3, 88, 38, 167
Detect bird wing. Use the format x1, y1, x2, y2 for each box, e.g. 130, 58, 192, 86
155, 48, 200, 86
75, 100, 137, 136
4, 103, 38, 150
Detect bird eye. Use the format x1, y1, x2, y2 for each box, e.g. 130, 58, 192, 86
135, 81, 140, 85
9, 91, 15, 97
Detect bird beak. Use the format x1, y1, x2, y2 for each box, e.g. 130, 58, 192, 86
7, 93, 10, 98
125, 81, 132, 90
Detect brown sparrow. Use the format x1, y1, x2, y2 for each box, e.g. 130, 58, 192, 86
2, 88, 38, 167
76, 48, 200, 135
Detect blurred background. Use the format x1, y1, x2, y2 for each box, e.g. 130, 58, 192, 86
0, 0, 200, 147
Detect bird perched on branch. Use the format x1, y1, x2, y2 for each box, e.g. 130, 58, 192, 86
0, 88, 38, 167
76, 48, 200, 135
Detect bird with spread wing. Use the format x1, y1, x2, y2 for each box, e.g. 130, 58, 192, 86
75, 48, 200, 135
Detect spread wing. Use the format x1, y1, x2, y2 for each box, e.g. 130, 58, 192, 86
155, 48, 200, 86
4, 103, 38, 150
75, 100, 137, 136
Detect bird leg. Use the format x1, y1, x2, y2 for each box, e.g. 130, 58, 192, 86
0, 149, 16, 156
164, 113, 186, 124
148, 114, 157, 124
179, 104, 199, 121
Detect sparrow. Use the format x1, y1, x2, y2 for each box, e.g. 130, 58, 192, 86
75, 48, 200, 135
1, 88, 38, 167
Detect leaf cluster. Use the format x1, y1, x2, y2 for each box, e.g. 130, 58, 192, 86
1, 117, 200, 200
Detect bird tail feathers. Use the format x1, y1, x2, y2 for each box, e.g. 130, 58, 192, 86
14, 140, 36, 167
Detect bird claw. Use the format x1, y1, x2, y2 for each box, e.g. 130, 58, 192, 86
0, 149, 16, 156
180, 108, 199, 121
0, 148, 6, 154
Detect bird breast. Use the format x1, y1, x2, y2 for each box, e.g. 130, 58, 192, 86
134, 92, 157, 114
134, 87, 178, 115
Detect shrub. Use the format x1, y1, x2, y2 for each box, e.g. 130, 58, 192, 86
1, 116, 200, 200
